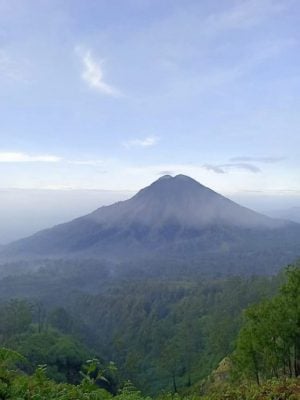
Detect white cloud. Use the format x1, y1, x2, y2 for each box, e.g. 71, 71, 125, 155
123, 136, 160, 148
230, 156, 285, 163
0, 152, 61, 163
80, 50, 121, 97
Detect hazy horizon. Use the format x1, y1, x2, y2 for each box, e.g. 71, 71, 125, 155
1, 180, 299, 244
1, 0, 299, 242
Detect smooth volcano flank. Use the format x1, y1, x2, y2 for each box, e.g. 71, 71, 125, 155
1, 175, 300, 275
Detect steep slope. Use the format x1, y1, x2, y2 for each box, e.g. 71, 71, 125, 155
1, 175, 299, 273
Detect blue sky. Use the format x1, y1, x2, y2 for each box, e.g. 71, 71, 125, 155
0, 0, 300, 241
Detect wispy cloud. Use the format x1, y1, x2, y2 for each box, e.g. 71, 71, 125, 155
79, 49, 121, 97
211, 38, 294, 88
0, 152, 61, 163
224, 163, 261, 173
203, 163, 261, 174
127, 160, 262, 178
203, 0, 286, 35
157, 170, 175, 176
202, 164, 225, 174
164, 37, 295, 100
123, 136, 160, 148
229, 156, 285, 163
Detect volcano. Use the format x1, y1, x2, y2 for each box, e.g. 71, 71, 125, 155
1, 175, 299, 274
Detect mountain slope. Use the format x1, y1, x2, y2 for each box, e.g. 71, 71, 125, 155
1, 175, 299, 274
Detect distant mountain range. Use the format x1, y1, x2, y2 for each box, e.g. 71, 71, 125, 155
1, 175, 300, 276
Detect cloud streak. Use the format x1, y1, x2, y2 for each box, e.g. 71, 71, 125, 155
203, 163, 261, 174
123, 136, 159, 148
80, 50, 121, 97
209, 39, 293, 90
203, 0, 285, 35
229, 156, 285, 163
158, 170, 176, 176
0, 152, 61, 163
202, 164, 225, 174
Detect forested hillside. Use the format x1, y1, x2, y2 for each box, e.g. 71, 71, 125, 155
0, 262, 300, 399
0, 267, 281, 392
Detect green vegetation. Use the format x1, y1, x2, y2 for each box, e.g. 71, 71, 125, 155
0, 261, 299, 399
234, 264, 300, 383
0, 270, 281, 393
0, 349, 300, 399
200, 378, 300, 399
0, 348, 117, 400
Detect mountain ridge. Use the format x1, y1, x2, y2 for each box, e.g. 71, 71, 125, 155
1, 175, 299, 275
87, 174, 283, 229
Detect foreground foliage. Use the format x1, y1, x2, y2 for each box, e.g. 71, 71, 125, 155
0, 348, 299, 400
201, 378, 300, 400
0, 348, 124, 400
0, 262, 299, 397
234, 262, 300, 383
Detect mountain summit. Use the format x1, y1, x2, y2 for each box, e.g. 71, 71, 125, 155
1, 175, 299, 274
98, 174, 277, 229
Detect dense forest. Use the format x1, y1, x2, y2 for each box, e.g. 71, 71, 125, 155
0, 260, 300, 398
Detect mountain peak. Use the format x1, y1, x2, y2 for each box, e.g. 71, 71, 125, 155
156, 174, 199, 183
2, 174, 297, 269
122, 174, 281, 230
174, 174, 195, 181
137, 173, 204, 199
152, 174, 206, 190
157, 174, 173, 180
